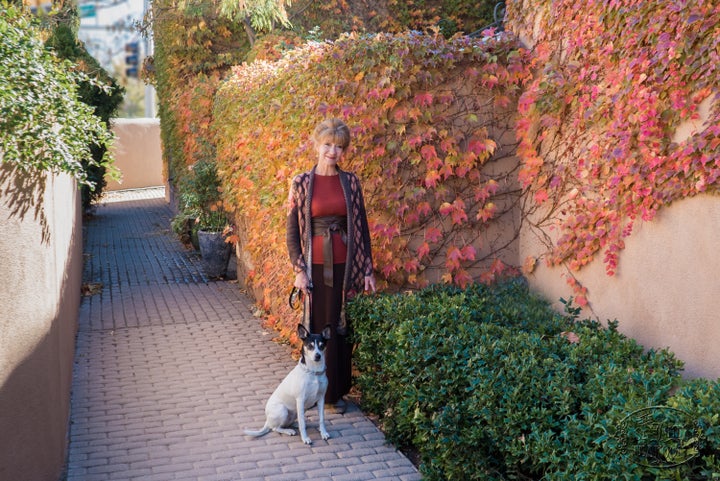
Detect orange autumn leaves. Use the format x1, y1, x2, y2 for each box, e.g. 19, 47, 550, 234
213, 30, 533, 330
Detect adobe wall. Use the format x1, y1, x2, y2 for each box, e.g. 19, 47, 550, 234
0, 165, 82, 480
107, 117, 164, 191
520, 96, 720, 379
508, 4, 720, 380
521, 196, 720, 379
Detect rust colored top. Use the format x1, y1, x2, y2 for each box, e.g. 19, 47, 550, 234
311, 174, 347, 264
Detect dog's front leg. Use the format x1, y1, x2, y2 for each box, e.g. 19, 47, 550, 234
296, 398, 311, 444
317, 397, 330, 440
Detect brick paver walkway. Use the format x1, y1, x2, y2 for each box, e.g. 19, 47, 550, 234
64, 187, 421, 481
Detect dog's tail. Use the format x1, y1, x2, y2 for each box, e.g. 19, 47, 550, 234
243, 426, 271, 437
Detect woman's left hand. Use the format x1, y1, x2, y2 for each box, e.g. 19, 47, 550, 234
364, 274, 376, 293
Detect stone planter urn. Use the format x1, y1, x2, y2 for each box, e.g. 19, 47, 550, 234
197, 230, 232, 278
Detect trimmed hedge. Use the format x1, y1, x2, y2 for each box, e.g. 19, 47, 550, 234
349, 280, 720, 480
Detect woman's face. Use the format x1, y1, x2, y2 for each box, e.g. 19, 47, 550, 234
316, 140, 345, 168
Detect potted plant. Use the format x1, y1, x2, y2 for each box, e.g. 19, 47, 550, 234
172, 160, 233, 278
195, 203, 234, 278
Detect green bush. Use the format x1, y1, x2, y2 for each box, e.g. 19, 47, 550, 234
45, 20, 124, 210
0, 4, 114, 192
173, 159, 228, 233
349, 280, 720, 480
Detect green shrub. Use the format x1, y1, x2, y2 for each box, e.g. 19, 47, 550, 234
173, 159, 228, 233
349, 280, 718, 480
0, 4, 114, 191
45, 20, 124, 210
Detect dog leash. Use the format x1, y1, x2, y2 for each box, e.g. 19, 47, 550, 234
289, 284, 313, 328
289, 286, 303, 310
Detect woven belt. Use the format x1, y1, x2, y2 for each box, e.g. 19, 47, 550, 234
312, 215, 347, 287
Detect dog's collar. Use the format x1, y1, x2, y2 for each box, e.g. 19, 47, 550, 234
299, 362, 326, 376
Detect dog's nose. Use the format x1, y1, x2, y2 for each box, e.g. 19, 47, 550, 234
314, 353, 321, 362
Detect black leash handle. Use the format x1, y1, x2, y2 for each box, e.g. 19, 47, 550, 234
289, 286, 303, 310
290, 282, 313, 328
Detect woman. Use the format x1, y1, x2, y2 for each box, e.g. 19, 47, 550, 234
286, 118, 376, 413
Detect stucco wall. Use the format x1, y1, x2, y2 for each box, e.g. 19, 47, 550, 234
521, 195, 720, 380
107, 117, 163, 191
519, 94, 720, 380
508, 4, 720, 380
0, 165, 82, 480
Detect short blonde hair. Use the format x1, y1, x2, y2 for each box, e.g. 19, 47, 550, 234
313, 118, 350, 149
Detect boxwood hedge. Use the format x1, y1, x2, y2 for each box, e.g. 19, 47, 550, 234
348, 280, 720, 480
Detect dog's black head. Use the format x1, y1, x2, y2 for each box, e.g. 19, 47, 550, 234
298, 324, 331, 364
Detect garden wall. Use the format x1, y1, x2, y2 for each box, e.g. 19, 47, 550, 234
520, 92, 720, 380
0, 165, 82, 480
106, 118, 164, 191
508, 0, 720, 379
521, 195, 720, 379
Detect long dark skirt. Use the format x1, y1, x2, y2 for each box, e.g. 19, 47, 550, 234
310, 263, 352, 404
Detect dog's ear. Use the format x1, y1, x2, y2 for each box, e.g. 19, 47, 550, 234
321, 325, 332, 340
297, 324, 309, 340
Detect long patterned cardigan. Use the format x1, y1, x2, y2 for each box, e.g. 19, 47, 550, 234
286, 166, 374, 335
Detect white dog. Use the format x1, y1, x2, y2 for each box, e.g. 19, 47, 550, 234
244, 324, 332, 444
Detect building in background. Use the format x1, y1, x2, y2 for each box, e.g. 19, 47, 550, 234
77, 0, 156, 117
22, 0, 155, 117
77, 0, 142, 69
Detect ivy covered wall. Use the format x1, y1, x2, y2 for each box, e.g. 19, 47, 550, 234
507, 0, 720, 378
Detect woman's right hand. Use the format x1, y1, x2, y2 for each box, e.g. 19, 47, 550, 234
294, 271, 309, 291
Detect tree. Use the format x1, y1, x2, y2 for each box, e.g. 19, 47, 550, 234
215, 0, 292, 46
